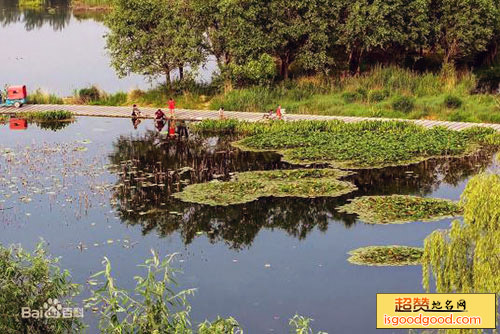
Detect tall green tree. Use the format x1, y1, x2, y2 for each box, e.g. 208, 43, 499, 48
336, 0, 431, 74
430, 0, 497, 66
265, 0, 335, 79
106, 0, 206, 85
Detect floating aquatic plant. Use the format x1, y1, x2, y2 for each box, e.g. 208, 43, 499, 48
16, 110, 74, 122
190, 120, 500, 169
348, 246, 424, 266
236, 122, 498, 168
338, 195, 462, 224
173, 169, 357, 206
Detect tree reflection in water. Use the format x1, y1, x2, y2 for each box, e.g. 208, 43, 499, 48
0, 0, 104, 30
108, 129, 496, 250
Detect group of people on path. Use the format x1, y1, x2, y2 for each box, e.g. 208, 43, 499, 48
131, 98, 187, 138
131, 98, 285, 131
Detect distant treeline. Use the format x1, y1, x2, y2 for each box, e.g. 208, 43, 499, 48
106, 0, 500, 85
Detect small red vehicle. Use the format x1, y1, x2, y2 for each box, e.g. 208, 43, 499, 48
0, 85, 28, 108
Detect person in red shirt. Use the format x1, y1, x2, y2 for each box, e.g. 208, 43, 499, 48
168, 98, 176, 116
276, 105, 282, 120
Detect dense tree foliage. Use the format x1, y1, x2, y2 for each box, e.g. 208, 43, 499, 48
106, 0, 205, 84
105, 0, 500, 84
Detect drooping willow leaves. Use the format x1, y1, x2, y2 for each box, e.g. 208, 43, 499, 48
422, 173, 500, 298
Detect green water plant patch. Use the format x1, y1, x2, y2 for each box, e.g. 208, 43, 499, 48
338, 195, 462, 224
17, 110, 74, 122
348, 246, 424, 266
173, 169, 357, 206
229, 120, 499, 168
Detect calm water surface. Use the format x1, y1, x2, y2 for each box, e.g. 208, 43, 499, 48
0, 117, 497, 333
0, 0, 215, 95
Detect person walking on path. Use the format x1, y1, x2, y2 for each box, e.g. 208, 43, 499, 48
168, 98, 176, 117
276, 105, 282, 120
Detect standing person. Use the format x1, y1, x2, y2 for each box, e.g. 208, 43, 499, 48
218, 107, 225, 119
131, 104, 142, 117
276, 105, 282, 120
168, 98, 176, 117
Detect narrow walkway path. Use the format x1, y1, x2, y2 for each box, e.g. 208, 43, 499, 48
2, 104, 500, 132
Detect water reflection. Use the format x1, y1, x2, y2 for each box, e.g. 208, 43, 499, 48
108, 130, 496, 250
0, 0, 103, 30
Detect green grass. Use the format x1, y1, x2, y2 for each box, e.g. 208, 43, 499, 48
224, 120, 500, 168
17, 110, 74, 122
208, 66, 500, 123
348, 246, 424, 266
27, 67, 500, 124
338, 195, 462, 224
173, 169, 357, 206
27, 89, 64, 105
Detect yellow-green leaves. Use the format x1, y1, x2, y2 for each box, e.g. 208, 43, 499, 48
173, 169, 356, 206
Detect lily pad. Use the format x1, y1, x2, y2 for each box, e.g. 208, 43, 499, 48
173, 169, 357, 206
348, 246, 424, 266
337, 195, 462, 224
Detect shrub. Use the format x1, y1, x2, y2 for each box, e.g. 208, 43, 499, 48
392, 96, 415, 113
368, 89, 388, 103
78, 86, 100, 103
28, 89, 64, 105
17, 110, 73, 121
342, 91, 363, 104
0, 243, 82, 334
230, 53, 277, 86
355, 87, 368, 100
443, 95, 463, 109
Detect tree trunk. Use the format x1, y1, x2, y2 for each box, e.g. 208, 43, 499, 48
281, 54, 290, 80
348, 48, 362, 76
165, 68, 171, 87
179, 66, 184, 80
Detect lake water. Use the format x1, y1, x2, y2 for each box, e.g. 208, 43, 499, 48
0, 0, 216, 95
0, 117, 498, 333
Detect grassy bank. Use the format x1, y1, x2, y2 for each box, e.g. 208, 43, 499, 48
28, 67, 500, 124
210, 67, 500, 123
16, 110, 74, 122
